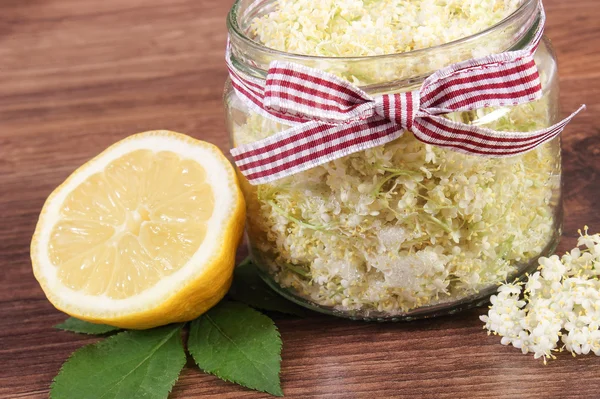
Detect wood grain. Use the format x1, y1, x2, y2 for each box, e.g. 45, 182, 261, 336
0, 0, 598, 398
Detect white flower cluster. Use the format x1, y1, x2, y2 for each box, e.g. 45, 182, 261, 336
249, 0, 526, 84
252, 0, 523, 57
234, 96, 559, 315
481, 228, 600, 363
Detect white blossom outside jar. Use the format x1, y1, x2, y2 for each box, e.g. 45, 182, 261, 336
225, 0, 564, 320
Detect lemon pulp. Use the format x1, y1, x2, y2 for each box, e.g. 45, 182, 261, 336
47, 149, 215, 299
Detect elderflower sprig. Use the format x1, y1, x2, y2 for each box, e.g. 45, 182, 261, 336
481, 228, 600, 363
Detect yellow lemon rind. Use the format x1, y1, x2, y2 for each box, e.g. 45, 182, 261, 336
31, 130, 246, 329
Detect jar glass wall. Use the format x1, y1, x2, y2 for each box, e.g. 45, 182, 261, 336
225, 0, 563, 320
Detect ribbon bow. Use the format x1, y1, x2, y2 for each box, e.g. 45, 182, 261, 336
228, 2, 584, 185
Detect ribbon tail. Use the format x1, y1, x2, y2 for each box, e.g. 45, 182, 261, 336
231, 117, 402, 185
412, 105, 586, 157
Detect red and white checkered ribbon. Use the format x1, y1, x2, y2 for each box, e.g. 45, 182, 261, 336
229, 1, 585, 185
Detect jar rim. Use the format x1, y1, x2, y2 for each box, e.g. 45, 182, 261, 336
227, 0, 539, 62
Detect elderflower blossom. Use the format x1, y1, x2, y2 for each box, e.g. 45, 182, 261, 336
230, 0, 560, 316
249, 0, 527, 84
481, 228, 600, 362
236, 98, 559, 315
252, 0, 523, 57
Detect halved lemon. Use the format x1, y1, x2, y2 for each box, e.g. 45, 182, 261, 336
31, 131, 245, 329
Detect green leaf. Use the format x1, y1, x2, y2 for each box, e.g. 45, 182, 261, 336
51, 324, 186, 399
188, 301, 283, 396
54, 317, 120, 335
229, 258, 310, 317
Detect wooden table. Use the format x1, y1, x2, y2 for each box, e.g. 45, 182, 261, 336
1, 0, 599, 397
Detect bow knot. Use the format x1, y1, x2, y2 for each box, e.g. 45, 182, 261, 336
374, 92, 421, 131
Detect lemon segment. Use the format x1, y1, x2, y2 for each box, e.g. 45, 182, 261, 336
31, 131, 245, 329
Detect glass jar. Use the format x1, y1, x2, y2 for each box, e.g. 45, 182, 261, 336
225, 0, 563, 320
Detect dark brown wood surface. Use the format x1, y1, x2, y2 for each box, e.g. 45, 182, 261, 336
1, 0, 599, 398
